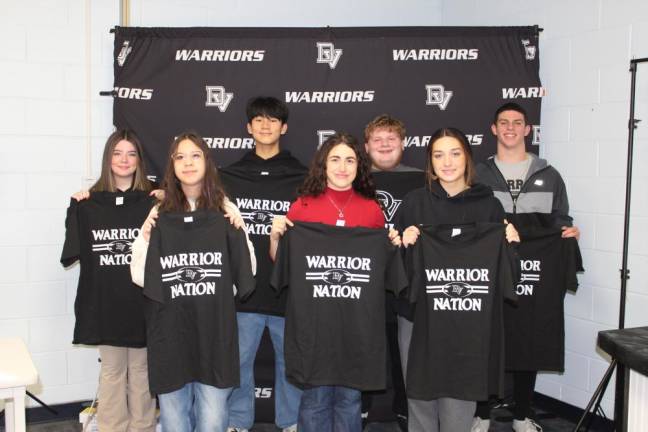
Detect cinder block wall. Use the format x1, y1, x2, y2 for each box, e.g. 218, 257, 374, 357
0, 0, 117, 406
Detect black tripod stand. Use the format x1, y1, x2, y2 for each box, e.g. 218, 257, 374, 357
26, 391, 58, 415
573, 57, 648, 432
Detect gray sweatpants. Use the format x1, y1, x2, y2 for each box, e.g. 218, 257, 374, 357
398, 317, 476, 432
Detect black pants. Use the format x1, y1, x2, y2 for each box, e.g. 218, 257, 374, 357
475, 371, 537, 421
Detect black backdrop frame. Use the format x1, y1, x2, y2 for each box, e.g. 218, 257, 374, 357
107, 25, 545, 423
574, 57, 648, 432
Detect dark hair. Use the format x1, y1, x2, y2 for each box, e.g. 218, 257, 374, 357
493, 102, 529, 125
298, 132, 377, 201
158, 132, 226, 213
425, 128, 476, 189
364, 114, 406, 141
91, 129, 152, 193
246, 96, 289, 124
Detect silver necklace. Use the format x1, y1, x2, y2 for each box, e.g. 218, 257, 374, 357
326, 191, 354, 218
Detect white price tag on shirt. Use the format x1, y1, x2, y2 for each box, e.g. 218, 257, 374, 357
115, 196, 124, 206
184, 216, 194, 223
451, 228, 462, 237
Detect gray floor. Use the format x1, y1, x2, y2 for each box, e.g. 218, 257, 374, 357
0, 422, 579, 432
1, 405, 611, 432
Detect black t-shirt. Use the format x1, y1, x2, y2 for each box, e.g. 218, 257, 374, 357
271, 222, 408, 391
143, 210, 255, 394
406, 223, 516, 401
60, 190, 154, 347
505, 226, 582, 371
221, 151, 306, 316
395, 182, 506, 319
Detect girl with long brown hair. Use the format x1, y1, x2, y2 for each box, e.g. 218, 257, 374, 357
130, 132, 255, 432
398, 127, 518, 432
269, 132, 400, 432
71, 129, 153, 200
63, 129, 157, 432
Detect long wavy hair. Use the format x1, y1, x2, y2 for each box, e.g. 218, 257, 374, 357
91, 129, 152, 193
158, 132, 226, 213
425, 127, 476, 189
298, 132, 378, 201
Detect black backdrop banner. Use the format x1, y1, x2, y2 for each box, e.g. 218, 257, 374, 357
112, 26, 542, 181
111, 26, 542, 423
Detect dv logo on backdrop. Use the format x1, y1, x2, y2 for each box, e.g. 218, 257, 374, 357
521, 39, 536, 60
425, 84, 453, 110
117, 41, 132, 67
205, 86, 234, 112
316, 42, 343, 69
376, 190, 401, 223
317, 130, 336, 148
532, 125, 541, 145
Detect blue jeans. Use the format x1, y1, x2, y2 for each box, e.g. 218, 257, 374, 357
298, 386, 362, 432
228, 312, 302, 429
158, 382, 231, 432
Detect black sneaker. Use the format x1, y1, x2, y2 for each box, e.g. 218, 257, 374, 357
396, 413, 408, 432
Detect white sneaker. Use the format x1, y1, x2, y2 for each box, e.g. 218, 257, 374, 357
471, 416, 491, 432
512, 418, 542, 432
226, 428, 249, 432
282, 425, 297, 432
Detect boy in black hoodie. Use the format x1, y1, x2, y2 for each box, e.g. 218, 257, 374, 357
221, 97, 306, 432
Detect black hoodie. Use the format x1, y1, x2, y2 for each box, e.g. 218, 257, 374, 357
220, 150, 307, 316
395, 181, 507, 318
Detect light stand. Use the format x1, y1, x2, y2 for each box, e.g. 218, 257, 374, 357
573, 57, 648, 432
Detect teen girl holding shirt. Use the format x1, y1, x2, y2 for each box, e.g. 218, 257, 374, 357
398, 128, 519, 432
64, 130, 157, 432
129, 132, 256, 432
270, 132, 400, 432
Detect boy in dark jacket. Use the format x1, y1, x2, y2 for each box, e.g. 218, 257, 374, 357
472, 102, 580, 432
221, 97, 306, 432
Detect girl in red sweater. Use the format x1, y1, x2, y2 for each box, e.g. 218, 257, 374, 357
270, 132, 400, 432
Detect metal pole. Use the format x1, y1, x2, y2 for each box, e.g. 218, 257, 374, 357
612, 57, 645, 432
573, 360, 616, 431
573, 56, 648, 432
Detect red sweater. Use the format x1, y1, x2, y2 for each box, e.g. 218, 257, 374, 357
286, 187, 384, 229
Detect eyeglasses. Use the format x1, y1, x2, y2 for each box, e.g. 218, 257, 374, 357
172, 152, 204, 162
